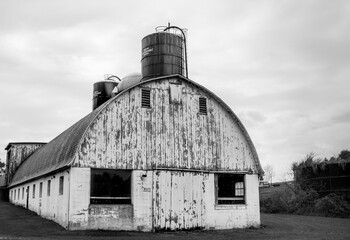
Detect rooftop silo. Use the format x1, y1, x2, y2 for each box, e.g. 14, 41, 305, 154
92, 75, 120, 111
141, 25, 188, 80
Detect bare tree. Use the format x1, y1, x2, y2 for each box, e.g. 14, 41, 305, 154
0, 159, 5, 176
263, 164, 275, 185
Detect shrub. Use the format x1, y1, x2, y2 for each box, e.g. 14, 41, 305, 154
315, 193, 350, 218
260, 188, 296, 214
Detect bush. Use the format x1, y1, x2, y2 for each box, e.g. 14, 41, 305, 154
260, 186, 350, 218
293, 188, 319, 215
260, 188, 296, 214
315, 193, 350, 218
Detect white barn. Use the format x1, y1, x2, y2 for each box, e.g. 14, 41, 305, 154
6, 26, 263, 231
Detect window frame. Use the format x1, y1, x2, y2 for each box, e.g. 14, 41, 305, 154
32, 184, 36, 199
90, 169, 132, 204
215, 173, 246, 205
39, 182, 43, 198
47, 179, 51, 196
59, 176, 64, 195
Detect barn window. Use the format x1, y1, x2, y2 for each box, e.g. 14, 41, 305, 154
39, 182, 43, 198
32, 184, 36, 199
90, 169, 131, 204
59, 176, 64, 195
47, 180, 51, 196
199, 97, 207, 115
216, 174, 245, 205
141, 88, 151, 108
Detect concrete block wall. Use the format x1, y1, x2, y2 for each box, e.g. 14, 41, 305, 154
68, 168, 153, 231
9, 168, 260, 231
204, 174, 260, 229
8, 170, 70, 228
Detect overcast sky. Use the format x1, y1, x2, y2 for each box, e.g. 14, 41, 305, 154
1, 0, 349, 181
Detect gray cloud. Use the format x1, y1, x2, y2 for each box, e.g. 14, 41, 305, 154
332, 112, 350, 124
1, 0, 350, 180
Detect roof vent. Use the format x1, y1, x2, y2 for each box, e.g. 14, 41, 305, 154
141, 89, 151, 108
199, 97, 207, 115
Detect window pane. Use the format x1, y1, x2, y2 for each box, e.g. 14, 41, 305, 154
47, 180, 51, 196
235, 182, 244, 196
59, 176, 64, 195
91, 169, 131, 204
39, 182, 43, 198
217, 174, 245, 205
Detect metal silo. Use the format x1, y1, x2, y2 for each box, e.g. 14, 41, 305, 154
92, 75, 120, 111
141, 25, 188, 80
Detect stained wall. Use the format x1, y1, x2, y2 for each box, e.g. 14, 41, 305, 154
5, 143, 45, 184
74, 77, 259, 173
8, 170, 70, 228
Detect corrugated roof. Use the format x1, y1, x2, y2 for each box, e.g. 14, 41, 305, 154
9, 108, 102, 187
10, 75, 263, 187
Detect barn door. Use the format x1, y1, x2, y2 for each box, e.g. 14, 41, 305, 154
152, 170, 207, 231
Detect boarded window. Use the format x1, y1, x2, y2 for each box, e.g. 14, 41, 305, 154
90, 169, 131, 204
47, 180, 51, 196
199, 97, 207, 115
59, 176, 64, 195
33, 184, 36, 199
170, 83, 182, 104
39, 182, 43, 198
216, 174, 245, 205
141, 88, 151, 108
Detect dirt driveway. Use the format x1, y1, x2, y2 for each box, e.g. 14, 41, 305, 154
0, 199, 349, 240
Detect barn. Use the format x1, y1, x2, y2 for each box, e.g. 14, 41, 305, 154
5, 25, 263, 231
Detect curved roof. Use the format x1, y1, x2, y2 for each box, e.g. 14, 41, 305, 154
9, 108, 103, 186
10, 75, 263, 187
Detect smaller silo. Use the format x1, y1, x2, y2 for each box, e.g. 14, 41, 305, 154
92, 75, 120, 110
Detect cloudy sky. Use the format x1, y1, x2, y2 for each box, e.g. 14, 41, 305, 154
1, 0, 349, 181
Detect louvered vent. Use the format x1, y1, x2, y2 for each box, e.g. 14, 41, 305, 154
199, 97, 207, 115
141, 89, 151, 108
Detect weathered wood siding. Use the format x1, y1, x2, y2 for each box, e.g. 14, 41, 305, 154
74, 77, 257, 172
152, 170, 207, 230
6, 143, 45, 184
